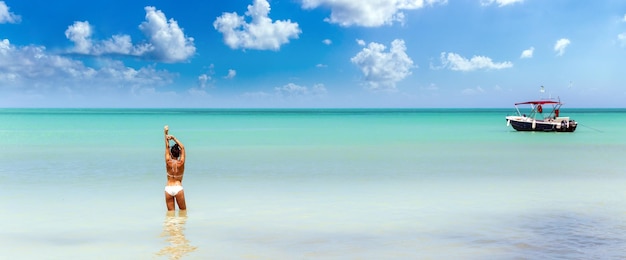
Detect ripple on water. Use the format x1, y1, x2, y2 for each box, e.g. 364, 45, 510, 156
508, 212, 626, 259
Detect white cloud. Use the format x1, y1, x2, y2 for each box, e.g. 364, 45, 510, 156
65, 21, 93, 54
618, 33, 626, 47
275, 83, 308, 96
480, 0, 523, 7
187, 87, 209, 97
356, 39, 366, 46
225, 69, 237, 79
322, 39, 332, 45
244, 83, 327, 101
554, 38, 570, 56
242, 91, 273, 99
65, 21, 141, 56
462, 86, 485, 95
316, 63, 328, 68
64, 7, 195, 63
0, 1, 20, 24
301, 0, 446, 27
191, 73, 212, 96
213, 0, 301, 50
0, 39, 174, 95
422, 83, 438, 91
520, 46, 534, 58
275, 83, 328, 97
138, 6, 196, 62
97, 35, 136, 55
197, 64, 215, 89
437, 52, 513, 71
311, 83, 328, 95
623, 14, 626, 22
198, 74, 211, 89
351, 39, 414, 91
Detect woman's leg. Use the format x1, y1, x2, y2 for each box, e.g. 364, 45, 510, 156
165, 191, 176, 211
175, 189, 187, 210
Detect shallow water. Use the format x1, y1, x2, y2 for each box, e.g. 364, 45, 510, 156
1, 108, 625, 259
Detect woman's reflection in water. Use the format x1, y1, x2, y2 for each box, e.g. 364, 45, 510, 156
157, 210, 197, 259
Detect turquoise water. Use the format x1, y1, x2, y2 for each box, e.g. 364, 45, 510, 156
1, 108, 625, 259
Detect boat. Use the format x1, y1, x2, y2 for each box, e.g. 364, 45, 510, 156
505, 99, 577, 132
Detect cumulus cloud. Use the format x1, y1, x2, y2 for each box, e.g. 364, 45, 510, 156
225, 69, 237, 79
350, 39, 414, 91
436, 52, 513, 71
0, 1, 20, 24
65, 7, 195, 62
0, 39, 174, 95
554, 38, 570, 56
0, 39, 93, 82
520, 47, 534, 58
65, 21, 141, 56
480, 0, 523, 7
213, 0, 301, 50
301, 0, 446, 27
139, 6, 196, 62
99, 35, 136, 55
65, 21, 94, 54
322, 39, 332, 45
356, 39, 366, 46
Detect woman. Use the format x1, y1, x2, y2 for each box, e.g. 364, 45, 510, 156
164, 125, 187, 211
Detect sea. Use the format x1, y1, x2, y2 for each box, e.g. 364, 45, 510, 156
1, 108, 625, 259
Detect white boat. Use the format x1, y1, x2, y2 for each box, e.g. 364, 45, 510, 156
505, 100, 577, 132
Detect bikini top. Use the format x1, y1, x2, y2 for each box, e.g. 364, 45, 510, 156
167, 160, 183, 178
167, 173, 183, 178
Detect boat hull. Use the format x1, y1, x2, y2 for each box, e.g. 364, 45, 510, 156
506, 117, 577, 132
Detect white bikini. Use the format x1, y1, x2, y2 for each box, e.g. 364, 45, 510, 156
165, 173, 183, 196
164, 185, 183, 196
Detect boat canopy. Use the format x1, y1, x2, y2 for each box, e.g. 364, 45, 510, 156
514, 100, 561, 105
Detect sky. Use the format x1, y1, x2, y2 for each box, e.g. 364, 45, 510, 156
0, 0, 625, 108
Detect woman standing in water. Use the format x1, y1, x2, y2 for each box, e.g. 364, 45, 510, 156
164, 125, 187, 211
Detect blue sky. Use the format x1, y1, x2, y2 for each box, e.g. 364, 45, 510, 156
0, 0, 624, 108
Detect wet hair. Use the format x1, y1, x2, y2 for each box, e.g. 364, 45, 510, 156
170, 143, 181, 158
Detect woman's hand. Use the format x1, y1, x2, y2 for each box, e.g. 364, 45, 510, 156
164, 125, 169, 134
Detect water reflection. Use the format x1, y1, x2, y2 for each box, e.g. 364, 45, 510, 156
156, 210, 197, 259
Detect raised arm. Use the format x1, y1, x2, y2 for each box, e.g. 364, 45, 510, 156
164, 125, 171, 161
169, 135, 185, 164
